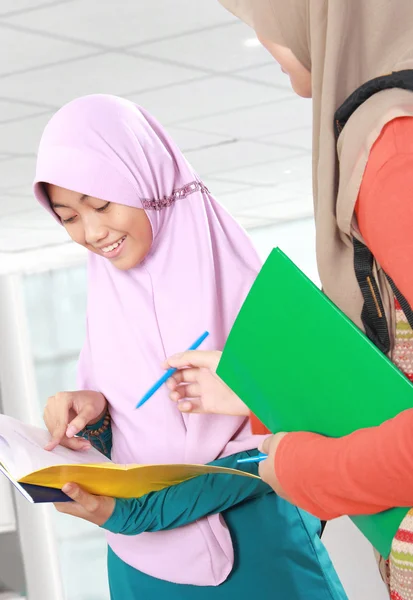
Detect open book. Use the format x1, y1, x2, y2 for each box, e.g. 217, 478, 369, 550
0, 415, 257, 504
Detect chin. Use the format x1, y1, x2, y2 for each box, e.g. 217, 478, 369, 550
300, 88, 313, 99
112, 253, 147, 271
111, 261, 132, 271
111, 257, 136, 271
292, 79, 312, 99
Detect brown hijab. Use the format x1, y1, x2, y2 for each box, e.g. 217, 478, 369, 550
219, 0, 413, 346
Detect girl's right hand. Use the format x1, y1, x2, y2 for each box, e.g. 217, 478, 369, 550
43, 390, 107, 451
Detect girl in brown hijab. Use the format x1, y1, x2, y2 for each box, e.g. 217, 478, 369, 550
165, 1, 413, 598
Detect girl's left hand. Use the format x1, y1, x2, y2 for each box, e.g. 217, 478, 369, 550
54, 483, 115, 526
258, 433, 292, 502
165, 350, 249, 416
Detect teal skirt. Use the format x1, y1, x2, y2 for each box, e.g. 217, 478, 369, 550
107, 493, 347, 599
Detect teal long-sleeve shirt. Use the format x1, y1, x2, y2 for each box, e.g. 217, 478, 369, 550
79, 416, 346, 599
79, 413, 271, 535
103, 449, 271, 535
81, 417, 272, 535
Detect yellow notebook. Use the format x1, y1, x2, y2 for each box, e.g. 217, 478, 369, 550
0, 415, 257, 504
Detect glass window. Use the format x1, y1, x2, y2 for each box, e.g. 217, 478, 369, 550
23, 265, 110, 600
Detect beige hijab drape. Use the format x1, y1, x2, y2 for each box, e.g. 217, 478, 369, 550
220, 0, 413, 347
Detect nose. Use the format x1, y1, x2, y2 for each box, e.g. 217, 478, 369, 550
83, 213, 109, 247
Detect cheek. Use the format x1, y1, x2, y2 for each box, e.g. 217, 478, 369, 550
140, 222, 153, 251
109, 206, 153, 266
123, 211, 153, 250
131, 226, 153, 266
271, 46, 312, 98
110, 207, 134, 234
64, 223, 86, 246
130, 222, 153, 258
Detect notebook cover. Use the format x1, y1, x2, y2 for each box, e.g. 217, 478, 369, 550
20, 483, 71, 503
217, 248, 413, 557
0, 464, 70, 503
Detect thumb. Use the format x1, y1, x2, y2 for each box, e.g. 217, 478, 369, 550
59, 436, 92, 451
259, 435, 272, 455
165, 350, 218, 371
66, 407, 96, 438
62, 484, 99, 512
44, 420, 69, 451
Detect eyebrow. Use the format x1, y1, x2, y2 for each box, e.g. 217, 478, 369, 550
51, 193, 89, 209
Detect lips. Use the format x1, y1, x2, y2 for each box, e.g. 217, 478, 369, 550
97, 235, 127, 260
101, 236, 126, 253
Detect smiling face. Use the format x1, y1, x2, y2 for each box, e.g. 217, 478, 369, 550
47, 183, 153, 270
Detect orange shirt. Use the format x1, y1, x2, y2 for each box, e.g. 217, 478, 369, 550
250, 413, 269, 435
254, 117, 413, 519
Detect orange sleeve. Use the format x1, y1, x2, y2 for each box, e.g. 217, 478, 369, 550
275, 410, 413, 520
273, 117, 413, 519
250, 412, 270, 435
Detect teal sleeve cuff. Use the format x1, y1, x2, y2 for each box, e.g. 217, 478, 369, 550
78, 412, 112, 459
85, 412, 108, 430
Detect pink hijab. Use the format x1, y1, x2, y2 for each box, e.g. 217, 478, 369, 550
33, 95, 265, 585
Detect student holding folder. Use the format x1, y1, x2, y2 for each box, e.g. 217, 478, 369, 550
34, 95, 344, 599
166, 1, 413, 597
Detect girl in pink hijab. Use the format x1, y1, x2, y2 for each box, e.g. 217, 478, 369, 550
34, 94, 344, 599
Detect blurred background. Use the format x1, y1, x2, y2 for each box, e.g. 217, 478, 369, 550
0, 1, 387, 599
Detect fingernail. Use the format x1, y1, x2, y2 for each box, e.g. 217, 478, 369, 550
80, 442, 91, 450
170, 352, 183, 360
66, 426, 77, 438
62, 484, 73, 494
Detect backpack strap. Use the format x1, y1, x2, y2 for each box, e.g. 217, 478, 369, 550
353, 239, 391, 354
335, 70, 413, 135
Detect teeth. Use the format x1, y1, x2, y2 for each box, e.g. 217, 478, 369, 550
102, 237, 125, 253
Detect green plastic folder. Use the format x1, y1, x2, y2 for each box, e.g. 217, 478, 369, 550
217, 248, 413, 558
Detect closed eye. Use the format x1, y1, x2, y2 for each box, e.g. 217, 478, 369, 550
61, 215, 76, 224
96, 201, 111, 213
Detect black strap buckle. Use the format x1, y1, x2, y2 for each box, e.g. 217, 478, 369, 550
353, 239, 391, 354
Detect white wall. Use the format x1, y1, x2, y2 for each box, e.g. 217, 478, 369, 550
250, 217, 320, 284
249, 219, 388, 600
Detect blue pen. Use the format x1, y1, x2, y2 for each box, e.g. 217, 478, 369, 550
136, 331, 209, 409
237, 452, 267, 464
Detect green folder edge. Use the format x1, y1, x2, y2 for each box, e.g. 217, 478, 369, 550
217, 248, 411, 558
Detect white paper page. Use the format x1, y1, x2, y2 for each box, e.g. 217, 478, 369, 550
0, 414, 111, 480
